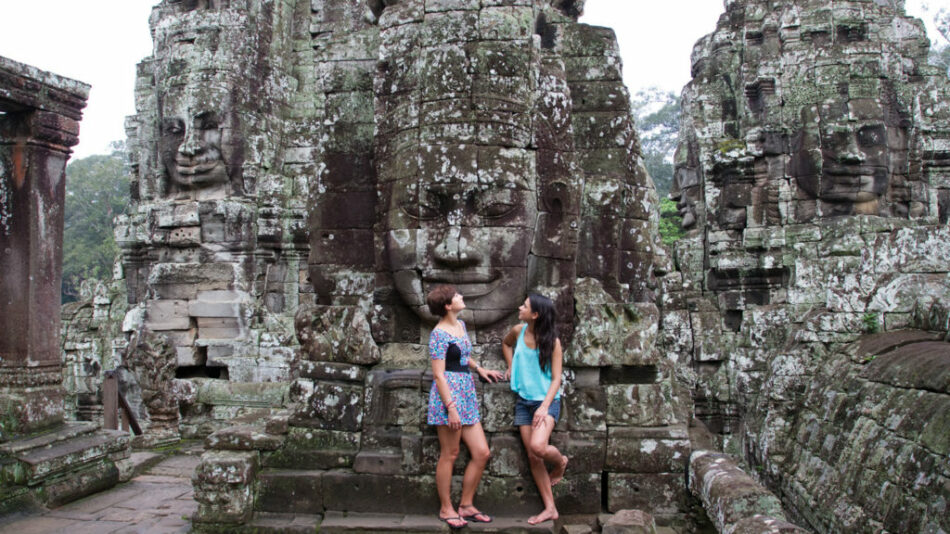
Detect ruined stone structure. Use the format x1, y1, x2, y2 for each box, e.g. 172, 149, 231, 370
666, 1, 950, 532
45, 0, 949, 531
111, 0, 305, 444
177, 0, 687, 528
95, 0, 702, 529
0, 56, 131, 512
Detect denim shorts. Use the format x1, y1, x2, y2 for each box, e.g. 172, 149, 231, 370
513, 396, 561, 426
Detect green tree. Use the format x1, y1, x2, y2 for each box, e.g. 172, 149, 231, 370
62, 143, 129, 302
658, 197, 685, 246
630, 88, 680, 199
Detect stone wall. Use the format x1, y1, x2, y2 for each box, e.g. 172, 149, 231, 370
61, 278, 129, 424
664, 0, 950, 532
767, 332, 949, 533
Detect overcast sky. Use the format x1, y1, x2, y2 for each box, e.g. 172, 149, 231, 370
0, 1, 942, 159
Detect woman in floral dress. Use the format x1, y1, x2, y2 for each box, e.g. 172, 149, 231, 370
426, 285, 504, 529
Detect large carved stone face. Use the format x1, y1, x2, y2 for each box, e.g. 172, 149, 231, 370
158, 85, 241, 198
385, 171, 537, 327
671, 140, 701, 229
789, 90, 909, 215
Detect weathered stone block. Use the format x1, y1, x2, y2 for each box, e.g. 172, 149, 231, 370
188, 301, 242, 318
147, 263, 235, 291
204, 425, 284, 451
196, 317, 242, 339
353, 449, 403, 475
263, 428, 359, 469
195, 381, 289, 408
475, 473, 601, 515
605, 426, 690, 473
144, 300, 190, 331
602, 509, 657, 534
293, 380, 364, 431
295, 305, 380, 365
488, 433, 528, 476
551, 431, 606, 474
156, 202, 200, 228
40, 460, 120, 508
481, 382, 517, 432
167, 226, 201, 246
606, 473, 685, 516
297, 361, 366, 382
605, 382, 683, 427
364, 369, 425, 427
322, 472, 438, 514
256, 469, 323, 514
568, 279, 660, 367
562, 386, 606, 431
194, 450, 259, 486
477, 6, 534, 41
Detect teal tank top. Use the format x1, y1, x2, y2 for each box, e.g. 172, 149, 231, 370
509, 324, 559, 401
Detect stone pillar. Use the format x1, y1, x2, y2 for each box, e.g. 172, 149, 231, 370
0, 55, 89, 437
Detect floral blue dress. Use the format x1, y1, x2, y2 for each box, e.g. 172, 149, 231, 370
427, 321, 480, 426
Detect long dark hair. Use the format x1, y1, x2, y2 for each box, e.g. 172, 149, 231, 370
529, 294, 558, 372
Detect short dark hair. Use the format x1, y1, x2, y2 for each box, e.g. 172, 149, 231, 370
426, 285, 457, 317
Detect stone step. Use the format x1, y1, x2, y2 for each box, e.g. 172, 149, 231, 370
254, 468, 600, 516
128, 451, 165, 478
13, 429, 130, 482
247, 512, 556, 533
0, 421, 99, 455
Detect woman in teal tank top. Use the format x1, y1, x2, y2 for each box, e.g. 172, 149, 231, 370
501, 294, 568, 526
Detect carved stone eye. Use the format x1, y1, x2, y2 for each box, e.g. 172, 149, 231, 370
857, 125, 885, 147
195, 112, 220, 130
475, 190, 516, 219
162, 119, 185, 136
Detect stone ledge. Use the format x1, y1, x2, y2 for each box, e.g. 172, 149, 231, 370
688, 451, 808, 534
0, 421, 98, 455
13, 429, 129, 483
319, 511, 554, 533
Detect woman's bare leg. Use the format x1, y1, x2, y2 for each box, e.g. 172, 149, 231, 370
436, 425, 464, 524
458, 422, 491, 518
520, 419, 561, 525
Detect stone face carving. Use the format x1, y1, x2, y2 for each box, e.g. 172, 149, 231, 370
673, 0, 948, 228
158, 84, 242, 199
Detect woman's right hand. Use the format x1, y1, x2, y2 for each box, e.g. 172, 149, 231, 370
448, 406, 461, 430
504, 367, 511, 381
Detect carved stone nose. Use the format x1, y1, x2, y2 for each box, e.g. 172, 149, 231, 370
434, 226, 478, 267
178, 131, 203, 156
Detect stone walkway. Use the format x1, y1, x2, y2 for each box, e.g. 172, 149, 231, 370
0, 453, 198, 534
0, 449, 679, 533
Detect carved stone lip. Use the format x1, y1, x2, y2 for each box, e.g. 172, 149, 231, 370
823, 164, 880, 176
177, 161, 223, 175
422, 269, 500, 297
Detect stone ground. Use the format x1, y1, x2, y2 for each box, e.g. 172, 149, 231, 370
0, 450, 198, 534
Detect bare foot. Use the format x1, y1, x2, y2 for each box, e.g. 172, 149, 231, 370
527, 508, 558, 525
550, 455, 568, 486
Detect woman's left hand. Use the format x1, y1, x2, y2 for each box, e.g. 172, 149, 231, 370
532, 405, 548, 428
478, 367, 504, 383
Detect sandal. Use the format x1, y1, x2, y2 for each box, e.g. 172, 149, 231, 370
462, 512, 493, 523
439, 516, 468, 529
